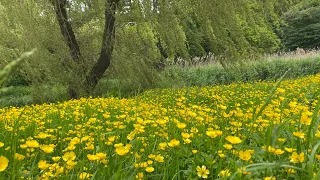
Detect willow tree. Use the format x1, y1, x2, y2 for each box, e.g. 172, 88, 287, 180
0, 0, 302, 100
175, 0, 302, 62
0, 0, 70, 88
50, 0, 119, 98
281, 0, 320, 50
46, 0, 193, 98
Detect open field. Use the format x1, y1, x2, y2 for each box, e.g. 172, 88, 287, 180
0, 73, 320, 179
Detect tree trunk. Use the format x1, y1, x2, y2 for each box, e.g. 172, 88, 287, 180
51, 0, 81, 62
52, 0, 82, 99
85, 0, 119, 91
52, 0, 119, 98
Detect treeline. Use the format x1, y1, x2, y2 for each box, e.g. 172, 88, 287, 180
0, 0, 318, 101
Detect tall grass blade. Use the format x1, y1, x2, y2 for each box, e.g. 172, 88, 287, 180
0, 49, 36, 86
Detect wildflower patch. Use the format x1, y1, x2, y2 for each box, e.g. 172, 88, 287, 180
0, 74, 320, 179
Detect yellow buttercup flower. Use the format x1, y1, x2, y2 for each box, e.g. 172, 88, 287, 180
127, 131, 136, 141
290, 152, 304, 163
223, 144, 233, 150
286, 168, 295, 174
114, 143, 124, 148
108, 136, 116, 142
14, 153, 25, 161
277, 138, 286, 143
79, 172, 91, 179
177, 122, 187, 129
206, 130, 222, 138
0, 156, 9, 172
96, 153, 107, 160
273, 149, 285, 155
277, 88, 285, 93
148, 154, 155, 159
218, 169, 230, 177
192, 150, 198, 154
36, 132, 50, 139
52, 156, 61, 162
25, 140, 39, 148
38, 160, 49, 170
158, 142, 167, 150
220, 105, 227, 110
87, 154, 99, 161
168, 139, 180, 147
136, 172, 144, 179
62, 151, 76, 161
70, 137, 81, 145
40, 144, 55, 153
300, 115, 311, 125
103, 112, 110, 119
238, 150, 252, 161
225, 136, 242, 144
181, 132, 191, 139
145, 166, 154, 173
154, 155, 164, 163
218, 153, 226, 158
0, 142, 4, 148
196, 165, 210, 179
115, 144, 132, 156
183, 138, 192, 144
66, 145, 76, 151
284, 147, 295, 153
264, 177, 276, 180
66, 160, 77, 169
293, 132, 305, 139
147, 160, 153, 165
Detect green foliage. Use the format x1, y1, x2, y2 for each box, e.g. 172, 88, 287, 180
107, 21, 162, 92
31, 84, 68, 104
164, 57, 320, 87
0, 86, 33, 108
0, 49, 35, 86
179, 13, 207, 59
0, 0, 307, 103
4, 74, 30, 86
0, 49, 35, 107
0, 0, 72, 86
281, 0, 320, 50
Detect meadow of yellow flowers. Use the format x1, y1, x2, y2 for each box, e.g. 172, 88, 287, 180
0, 74, 320, 179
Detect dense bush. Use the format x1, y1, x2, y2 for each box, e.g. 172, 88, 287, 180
281, 0, 320, 50
4, 74, 30, 86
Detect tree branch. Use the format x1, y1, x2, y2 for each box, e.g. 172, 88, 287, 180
51, 0, 81, 61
